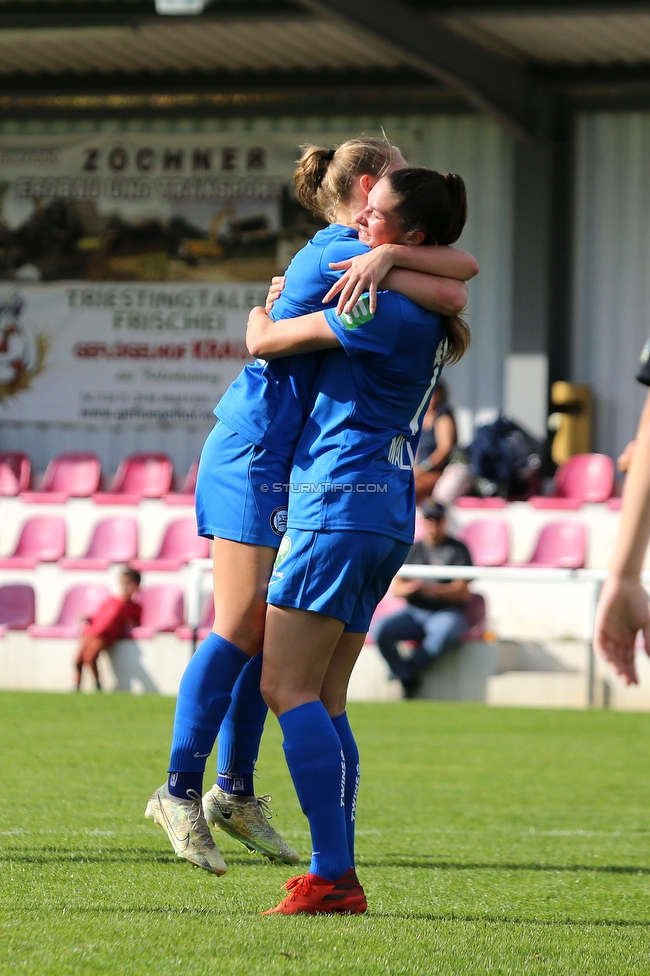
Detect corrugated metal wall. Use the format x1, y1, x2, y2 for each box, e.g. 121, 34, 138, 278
0, 114, 515, 474
415, 115, 515, 443
574, 112, 650, 459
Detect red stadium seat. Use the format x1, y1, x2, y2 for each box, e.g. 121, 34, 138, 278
28, 583, 110, 638
0, 516, 66, 568
176, 594, 215, 641
0, 452, 31, 496
131, 584, 185, 639
132, 518, 209, 571
0, 584, 36, 636
59, 517, 139, 570
93, 453, 173, 505
459, 519, 510, 567
520, 521, 587, 570
529, 453, 614, 509
21, 452, 101, 503
164, 460, 199, 506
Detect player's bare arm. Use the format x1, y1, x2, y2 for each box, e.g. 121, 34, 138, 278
246, 306, 340, 360
324, 243, 478, 314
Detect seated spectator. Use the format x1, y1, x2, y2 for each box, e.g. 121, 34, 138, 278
414, 380, 457, 503
372, 501, 472, 698
74, 568, 142, 691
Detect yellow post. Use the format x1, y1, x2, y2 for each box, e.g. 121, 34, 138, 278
550, 381, 592, 465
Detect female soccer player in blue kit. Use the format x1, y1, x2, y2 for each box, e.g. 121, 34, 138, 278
246, 167, 470, 914
145, 139, 477, 876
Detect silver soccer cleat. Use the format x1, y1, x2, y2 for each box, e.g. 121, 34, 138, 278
145, 783, 227, 875
202, 784, 300, 865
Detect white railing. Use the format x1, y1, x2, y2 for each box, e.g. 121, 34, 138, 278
186, 559, 650, 707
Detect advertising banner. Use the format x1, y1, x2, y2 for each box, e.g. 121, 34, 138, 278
0, 282, 267, 424
0, 130, 324, 285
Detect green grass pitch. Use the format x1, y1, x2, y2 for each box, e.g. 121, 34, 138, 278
2, 691, 650, 975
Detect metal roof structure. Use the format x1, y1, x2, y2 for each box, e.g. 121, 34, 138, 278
0, 1, 649, 133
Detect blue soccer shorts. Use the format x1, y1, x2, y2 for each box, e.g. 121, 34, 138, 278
266, 527, 411, 632
195, 421, 289, 548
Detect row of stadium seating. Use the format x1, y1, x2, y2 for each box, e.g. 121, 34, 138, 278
0, 581, 489, 647
0, 451, 197, 504
455, 452, 617, 509
456, 519, 586, 569
0, 582, 185, 639
0, 450, 619, 507
0, 515, 208, 570
0, 514, 587, 571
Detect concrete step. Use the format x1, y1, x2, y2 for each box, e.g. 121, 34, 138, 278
487, 670, 588, 708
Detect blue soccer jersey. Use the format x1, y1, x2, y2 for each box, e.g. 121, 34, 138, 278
215, 224, 369, 459
286, 291, 447, 543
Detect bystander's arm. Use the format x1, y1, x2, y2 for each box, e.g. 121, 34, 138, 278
594, 389, 650, 683
392, 576, 470, 602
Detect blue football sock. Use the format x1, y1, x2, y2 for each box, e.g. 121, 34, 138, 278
168, 631, 249, 775
167, 771, 204, 799
279, 701, 352, 881
331, 711, 360, 865
216, 651, 267, 796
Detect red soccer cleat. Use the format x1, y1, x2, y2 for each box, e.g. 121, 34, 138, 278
261, 868, 368, 915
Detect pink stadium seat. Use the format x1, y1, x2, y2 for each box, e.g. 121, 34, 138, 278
132, 517, 209, 571
0, 584, 36, 636
21, 452, 101, 503
176, 594, 215, 641
529, 453, 615, 509
365, 593, 408, 643
131, 584, 185, 639
0, 452, 31, 496
93, 453, 173, 505
366, 591, 487, 645
59, 517, 139, 570
459, 519, 510, 567
28, 583, 110, 638
522, 521, 587, 570
164, 460, 199, 506
0, 516, 66, 569
461, 592, 487, 640
454, 496, 508, 509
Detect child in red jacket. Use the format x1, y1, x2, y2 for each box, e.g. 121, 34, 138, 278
74, 568, 142, 691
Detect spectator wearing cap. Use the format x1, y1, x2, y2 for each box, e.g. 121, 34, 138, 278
372, 501, 473, 697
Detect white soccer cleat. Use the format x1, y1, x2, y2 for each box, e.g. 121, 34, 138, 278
145, 783, 227, 875
202, 784, 300, 865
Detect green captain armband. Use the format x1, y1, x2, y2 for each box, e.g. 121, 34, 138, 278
339, 293, 374, 330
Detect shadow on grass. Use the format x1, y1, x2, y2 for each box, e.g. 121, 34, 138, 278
4, 849, 650, 878
0, 848, 259, 867
369, 911, 650, 928
359, 859, 650, 876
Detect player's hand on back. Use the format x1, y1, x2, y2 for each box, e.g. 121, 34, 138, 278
265, 276, 286, 314
324, 245, 395, 315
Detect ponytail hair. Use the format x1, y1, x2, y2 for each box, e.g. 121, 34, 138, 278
387, 166, 470, 364
441, 314, 471, 365
294, 136, 399, 222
